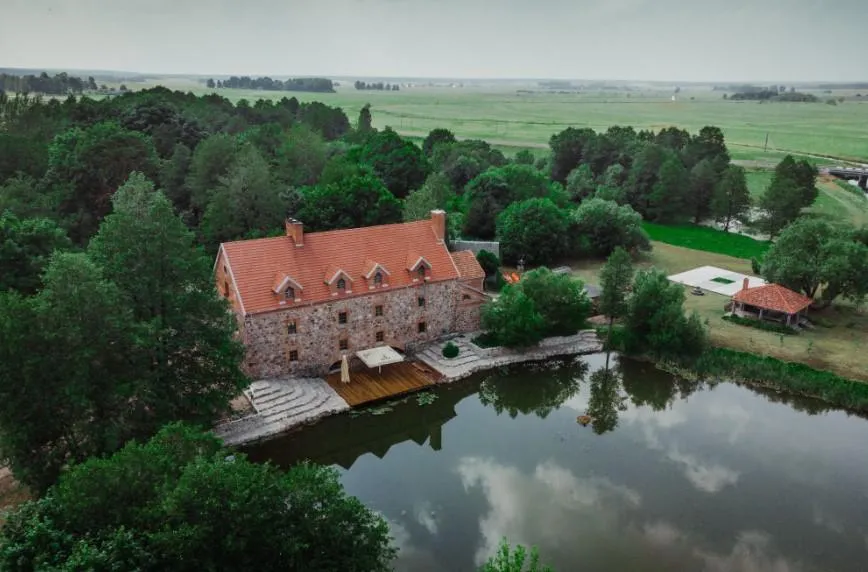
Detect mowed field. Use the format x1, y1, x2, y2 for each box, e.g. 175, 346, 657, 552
131, 76, 868, 162
567, 242, 868, 382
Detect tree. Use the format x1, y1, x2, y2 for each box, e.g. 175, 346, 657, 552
357, 103, 373, 134
514, 149, 536, 165
480, 539, 552, 572
186, 133, 238, 220
89, 173, 247, 426
688, 158, 717, 223
481, 286, 546, 348
570, 198, 650, 257
44, 121, 159, 242
496, 198, 570, 265
431, 139, 506, 191
159, 142, 192, 211
549, 127, 596, 183
273, 123, 328, 187
476, 249, 500, 278
586, 368, 626, 435
359, 127, 429, 199
519, 267, 592, 336
200, 145, 286, 246
0, 424, 396, 571
206, 78, 215, 89
0, 253, 138, 490
0, 211, 71, 294
761, 218, 868, 305
422, 127, 456, 156
647, 156, 690, 222
711, 165, 751, 231
481, 269, 591, 347
683, 126, 730, 170
403, 172, 452, 222
296, 172, 401, 231
599, 247, 634, 363
623, 269, 707, 358
464, 164, 555, 239
478, 359, 587, 419
565, 163, 596, 203
759, 155, 818, 236
624, 142, 669, 217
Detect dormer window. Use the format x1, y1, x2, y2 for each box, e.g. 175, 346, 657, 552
417, 266, 426, 280
285, 286, 295, 300
373, 272, 383, 286
337, 278, 346, 291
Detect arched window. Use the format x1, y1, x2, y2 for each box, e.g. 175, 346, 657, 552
285, 286, 295, 300
337, 278, 346, 290
373, 272, 383, 286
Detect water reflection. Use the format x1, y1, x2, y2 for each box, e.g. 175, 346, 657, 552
477, 358, 588, 419
246, 354, 868, 571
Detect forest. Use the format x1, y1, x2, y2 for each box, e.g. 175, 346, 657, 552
208, 76, 335, 92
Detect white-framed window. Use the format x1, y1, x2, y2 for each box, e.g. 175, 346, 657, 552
373, 272, 383, 286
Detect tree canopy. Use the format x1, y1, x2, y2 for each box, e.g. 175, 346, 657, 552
0, 424, 396, 571
296, 172, 402, 231
570, 198, 650, 257
496, 198, 571, 265
759, 155, 818, 236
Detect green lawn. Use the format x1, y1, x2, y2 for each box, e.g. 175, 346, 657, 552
642, 222, 770, 260
128, 77, 868, 163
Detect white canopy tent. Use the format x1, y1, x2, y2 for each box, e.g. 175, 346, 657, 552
355, 346, 404, 373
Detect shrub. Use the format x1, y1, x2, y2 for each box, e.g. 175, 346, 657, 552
722, 314, 797, 335
442, 341, 460, 358
476, 249, 500, 277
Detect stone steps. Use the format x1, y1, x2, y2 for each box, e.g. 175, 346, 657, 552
261, 389, 322, 420
263, 392, 331, 424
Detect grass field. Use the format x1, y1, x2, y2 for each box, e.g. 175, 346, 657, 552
642, 222, 770, 260
128, 76, 868, 163
567, 241, 868, 382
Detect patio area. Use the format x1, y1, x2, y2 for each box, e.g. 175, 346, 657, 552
668, 265, 766, 296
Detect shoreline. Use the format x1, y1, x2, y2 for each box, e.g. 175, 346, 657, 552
215, 330, 603, 447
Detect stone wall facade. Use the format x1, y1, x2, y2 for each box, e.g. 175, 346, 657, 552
240, 279, 482, 378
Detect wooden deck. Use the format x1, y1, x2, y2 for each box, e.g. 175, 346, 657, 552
326, 361, 441, 407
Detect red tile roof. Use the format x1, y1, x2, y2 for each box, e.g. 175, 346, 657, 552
451, 251, 486, 281
221, 219, 463, 314
732, 283, 813, 314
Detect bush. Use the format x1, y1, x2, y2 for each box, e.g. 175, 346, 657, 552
442, 341, 460, 358
722, 314, 797, 335
476, 249, 500, 277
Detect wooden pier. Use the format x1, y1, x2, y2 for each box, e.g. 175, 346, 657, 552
325, 361, 441, 407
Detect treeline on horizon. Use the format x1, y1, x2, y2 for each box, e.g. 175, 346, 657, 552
0, 71, 98, 95
354, 81, 400, 91
727, 90, 818, 102
207, 76, 335, 93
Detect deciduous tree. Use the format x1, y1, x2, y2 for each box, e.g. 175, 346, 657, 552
0, 424, 396, 571
496, 198, 570, 265
359, 127, 429, 199
570, 198, 650, 257
403, 173, 452, 222
759, 155, 818, 236
599, 246, 634, 363
89, 172, 247, 425
0, 211, 71, 294
296, 172, 401, 231
422, 127, 456, 156
711, 165, 751, 231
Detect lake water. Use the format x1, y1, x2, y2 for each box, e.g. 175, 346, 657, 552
247, 354, 868, 571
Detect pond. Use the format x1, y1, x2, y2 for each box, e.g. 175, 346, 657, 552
246, 354, 868, 571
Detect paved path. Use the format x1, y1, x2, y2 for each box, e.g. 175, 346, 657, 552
214, 377, 349, 446
417, 330, 603, 381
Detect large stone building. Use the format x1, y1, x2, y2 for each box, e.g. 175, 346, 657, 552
215, 211, 487, 378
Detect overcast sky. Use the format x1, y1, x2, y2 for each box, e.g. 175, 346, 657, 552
3, 0, 866, 82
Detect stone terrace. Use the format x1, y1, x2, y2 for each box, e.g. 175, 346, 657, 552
214, 377, 349, 446
417, 330, 603, 381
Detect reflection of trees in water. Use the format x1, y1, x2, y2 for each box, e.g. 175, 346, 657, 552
586, 368, 628, 435
478, 358, 589, 419
618, 359, 703, 412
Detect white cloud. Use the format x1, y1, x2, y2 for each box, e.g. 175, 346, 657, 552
666, 447, 740, 493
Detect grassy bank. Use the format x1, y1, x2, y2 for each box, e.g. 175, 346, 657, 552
641, 223, 770, 260
690, 347, 868, 413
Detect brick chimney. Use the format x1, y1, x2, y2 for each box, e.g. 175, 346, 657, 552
285, 218, 303, 247
430, 210, 446, 243
742, 277, 749, 291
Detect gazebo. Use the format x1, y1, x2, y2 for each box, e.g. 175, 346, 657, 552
731, 278, 813, 328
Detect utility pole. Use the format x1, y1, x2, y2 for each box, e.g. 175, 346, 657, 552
763, 133, 769, 152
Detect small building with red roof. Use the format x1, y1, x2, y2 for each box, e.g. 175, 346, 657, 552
731, 278, 813, 327
214, 211, 488, 378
